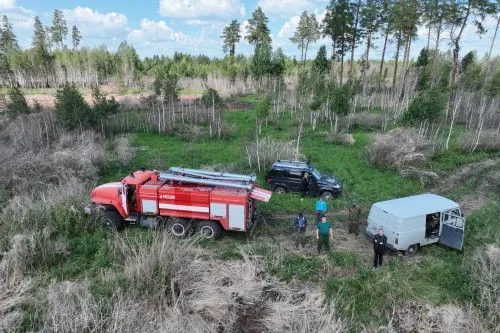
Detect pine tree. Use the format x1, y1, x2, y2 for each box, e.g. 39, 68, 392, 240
32, 16, 51, 81
72, 25, 82, 50
246, 7, 271, 46
221, 20, 241, 63
51, 9, 68, 49
313, 45, 329, 74
447, 0, 496, 85
290, 11, 309, 63
0, 15, 19, 54
323, 0, 354, 84
360, 0, 382, 70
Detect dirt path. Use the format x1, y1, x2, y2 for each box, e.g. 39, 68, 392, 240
431, 158, 500, 213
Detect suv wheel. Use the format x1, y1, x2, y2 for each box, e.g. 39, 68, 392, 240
273, 186, 286, 194
321, 191, 333, 200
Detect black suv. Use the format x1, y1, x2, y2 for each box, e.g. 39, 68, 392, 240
266, 160, 342, 199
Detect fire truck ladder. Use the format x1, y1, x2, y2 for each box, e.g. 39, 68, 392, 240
159, 168, 254, 190
168, 167, 256, 182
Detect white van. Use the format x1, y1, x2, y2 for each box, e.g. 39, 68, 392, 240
366, 194, 465, 255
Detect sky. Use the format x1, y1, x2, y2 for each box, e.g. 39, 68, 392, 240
0, 0, 498, 60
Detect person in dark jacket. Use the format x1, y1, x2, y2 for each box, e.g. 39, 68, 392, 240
373, 227, 387, 268
294, 213, 308, 249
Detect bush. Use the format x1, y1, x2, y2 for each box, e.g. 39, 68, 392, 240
54, 84, 92, 130
5, 87, 30, 119
201, 87, 224, 109
458, 129, 500, 153
329, 84, 351, 116
245, 137, 304, 171
91, 85, 119, 119
404, 89, 447, 124
368, 128, 435, 170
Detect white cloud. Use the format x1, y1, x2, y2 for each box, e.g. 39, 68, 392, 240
0, 0, 15, 10
277, 15, 300, 40
128, 19, 187, 43
63, 6, 128, 38
258, 0, 327, 18
159, 0, 245, 20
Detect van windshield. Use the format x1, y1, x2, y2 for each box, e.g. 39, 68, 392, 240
310, 168, 321, 180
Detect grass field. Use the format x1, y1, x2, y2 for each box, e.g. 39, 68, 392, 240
6, 93, 497, 332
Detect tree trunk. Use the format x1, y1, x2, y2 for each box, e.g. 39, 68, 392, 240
451, 3, 471, 85
399, 38, 411, 99
365, 33, 372, 70
426, 24, 431, 49
304, 40, 310, 67
379, 29, 389, 89
349, 0, 361, 81
392, 31, 401, 90
431, 22, 442, 87
487, 16, 499, 60
340, 49, 344, 85
331, 40, 336, 80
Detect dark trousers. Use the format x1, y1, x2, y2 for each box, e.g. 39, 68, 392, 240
316, 211, 325, 222
373, 249, 384, 267
318, 234, 330, 253
295, 230, 306, 248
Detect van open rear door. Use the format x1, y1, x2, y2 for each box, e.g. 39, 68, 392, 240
439, 210, 465, 250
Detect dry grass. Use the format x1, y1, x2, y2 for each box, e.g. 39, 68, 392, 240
458, 129, 500, 153
44, 280, 104, 332
0, 238, 33, 332
113, 135, 134, 165
389, 301, 489, 333
368, 128, 435, 170
1, 128, 106, 194
245, 137, 305, 171
466, 244, 499, 329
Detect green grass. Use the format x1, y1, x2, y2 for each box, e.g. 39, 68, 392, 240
86, 94, 497, 330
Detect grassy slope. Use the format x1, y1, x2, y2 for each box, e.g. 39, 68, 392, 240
81, 95, 498, 330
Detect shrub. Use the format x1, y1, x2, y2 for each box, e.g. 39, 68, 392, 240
404, 89, 447, 124
465, 244, 500, 329
368, 128, 435, 170
349, 112, 383, 131
201, 87, 224, 109
329, 84, 351, 116
54, 84, 92, 130
5, 87, 30, 119
458, 129, 500, 153
245, 137, 304, 171
91, 85, 119, 120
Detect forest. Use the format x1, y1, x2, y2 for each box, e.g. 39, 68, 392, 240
0, 0, 499, 332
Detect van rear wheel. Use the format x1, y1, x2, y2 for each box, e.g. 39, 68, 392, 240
405, 244, 418, 256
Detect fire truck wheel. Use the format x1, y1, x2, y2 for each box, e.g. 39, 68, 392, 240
169, 219, 191, 238
102, 210, 124, 231
197, 221, 222, 239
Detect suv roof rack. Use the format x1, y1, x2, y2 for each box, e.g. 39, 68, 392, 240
272, 160, 310, 169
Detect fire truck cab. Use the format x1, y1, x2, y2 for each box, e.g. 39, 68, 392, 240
85, 168, 272, 239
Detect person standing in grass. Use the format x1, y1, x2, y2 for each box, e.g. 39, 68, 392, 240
373, 227, 387, 268
294, 212, 308, 250
315, 196, 327, 221
316, 215, 333, 254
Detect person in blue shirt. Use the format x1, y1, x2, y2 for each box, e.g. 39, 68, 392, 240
315, 196, 327, 221
294, 212, 308, 249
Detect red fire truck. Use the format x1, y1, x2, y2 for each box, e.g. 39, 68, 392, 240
85, 167, 272, 239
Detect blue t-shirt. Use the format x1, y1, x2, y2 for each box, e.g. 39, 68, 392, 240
315, 200, 327, 212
